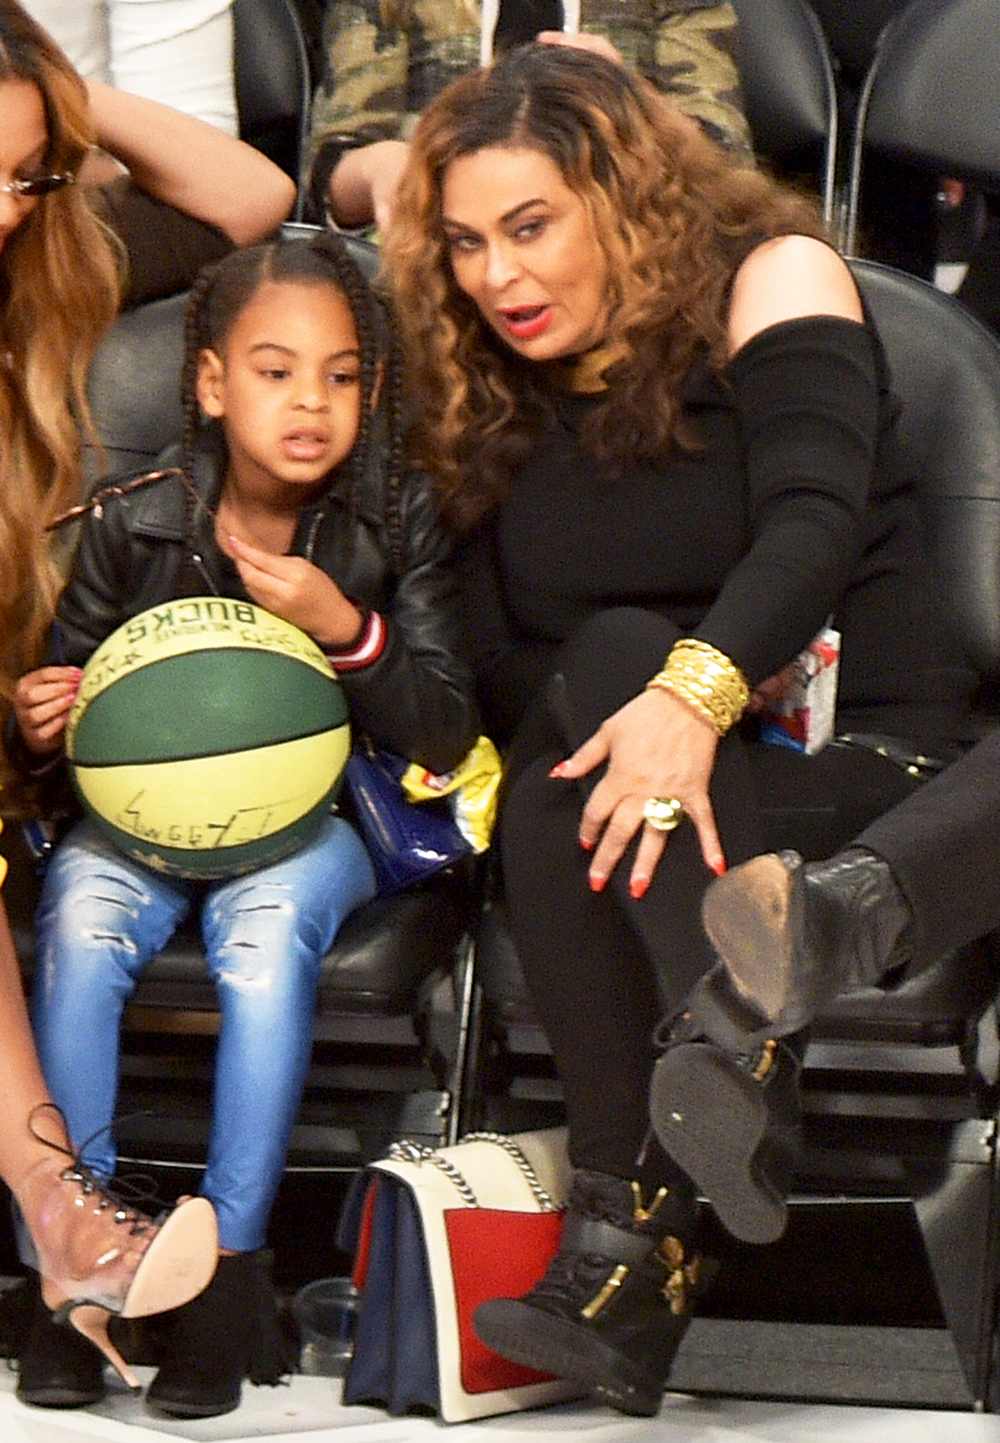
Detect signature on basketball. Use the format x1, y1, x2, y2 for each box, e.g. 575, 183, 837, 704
117, 793, 308, 847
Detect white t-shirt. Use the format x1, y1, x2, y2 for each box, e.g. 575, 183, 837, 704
24, 0, 238, 135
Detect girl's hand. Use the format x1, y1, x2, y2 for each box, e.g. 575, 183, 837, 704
551, 688, 723, 895
13, 667, 82, 755
226, 536, 363, 647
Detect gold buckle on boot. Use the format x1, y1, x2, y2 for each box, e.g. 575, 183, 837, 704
656, 1236, 702, 1316
581, 1264, 629, 1320
752, 1039, 778, 1082
629, 1182, 668, 1223
580, 1183, 669, 1320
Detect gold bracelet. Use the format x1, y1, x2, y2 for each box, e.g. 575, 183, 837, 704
646, 639, 750, 736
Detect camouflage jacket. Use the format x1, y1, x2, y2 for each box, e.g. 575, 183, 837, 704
308, 0, 751, 185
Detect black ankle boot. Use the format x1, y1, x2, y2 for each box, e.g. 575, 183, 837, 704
16, 1275, 106, 1408
649, 1018, 803, 1246
145, 1250, 292, 1418
696, 847, 912, 1042
473, 1169, 712, 1417
648, 848, 910, 1246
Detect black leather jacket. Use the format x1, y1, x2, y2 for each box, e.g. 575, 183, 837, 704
48, 423, 478, 775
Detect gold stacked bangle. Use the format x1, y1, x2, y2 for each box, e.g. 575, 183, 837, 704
646, 639, 750, 736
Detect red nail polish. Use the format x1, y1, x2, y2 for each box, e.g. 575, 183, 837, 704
548, 762, 568, 779
710, 860, 727, 877
630, 877, 649, 900
579, 836, 595, 852
589, 874, 606, 893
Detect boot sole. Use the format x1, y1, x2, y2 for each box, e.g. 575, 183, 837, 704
16, 1381, 106, 1408
120, 1198, 218, 1319
474, 1300, 663, 1416
649, 1041, 787, 1245
702, 853, 808, 1035
146, 1389, 240, 1418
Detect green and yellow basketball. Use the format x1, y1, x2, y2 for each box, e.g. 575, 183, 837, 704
65, 598, 350, 879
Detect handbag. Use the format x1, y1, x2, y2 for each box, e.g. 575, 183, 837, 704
342, 747, 472, 895
340, 1128, 585, 1421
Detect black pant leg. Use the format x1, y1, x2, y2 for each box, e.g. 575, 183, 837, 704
498, 609, 772, 1182
748, 740, 923, 859
854, 730, 1000, 966
500, 752, 672, 1180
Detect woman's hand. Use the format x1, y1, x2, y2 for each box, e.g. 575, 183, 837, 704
226, 536, 363, 648
536, 31, 624, 65
13, 667, 82, 755
552, 687, 724, 895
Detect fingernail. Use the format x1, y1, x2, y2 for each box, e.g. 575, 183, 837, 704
548, 762, 568, 779
589, 873, 606, 893
710, 860, 727, 877
630, 877, 649, 900
579, 836, 594, 852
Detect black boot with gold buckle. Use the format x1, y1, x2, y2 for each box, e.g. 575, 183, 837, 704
473, 1169, 713, 1417
648, 992, 804, 1247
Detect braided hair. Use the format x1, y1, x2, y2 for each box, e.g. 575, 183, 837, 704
179, 231, 408, 572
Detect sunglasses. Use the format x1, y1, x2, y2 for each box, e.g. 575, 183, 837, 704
0, 172, 75, 198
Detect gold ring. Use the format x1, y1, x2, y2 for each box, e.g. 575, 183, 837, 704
642, 796, 686, 833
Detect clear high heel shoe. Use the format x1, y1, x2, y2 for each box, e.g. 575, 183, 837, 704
15, 1106, 218, 1390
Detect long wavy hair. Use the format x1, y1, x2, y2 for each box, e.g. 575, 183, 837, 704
0, 0, 122, 730
385, 43, 827, 530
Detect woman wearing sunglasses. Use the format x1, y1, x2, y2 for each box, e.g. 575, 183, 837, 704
0, 0, 294, 1408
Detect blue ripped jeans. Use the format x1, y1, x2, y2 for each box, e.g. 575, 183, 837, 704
31, 814, 376, 1252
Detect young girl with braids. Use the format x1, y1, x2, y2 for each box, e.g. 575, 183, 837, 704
10, 231, 478, 1417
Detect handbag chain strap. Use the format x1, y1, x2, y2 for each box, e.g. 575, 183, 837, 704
386, 1131, 560, 1212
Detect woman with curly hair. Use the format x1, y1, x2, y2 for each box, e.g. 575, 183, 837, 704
1, 0, 293, 743
384, 42, 974, 1415
0, 0, 294, 1407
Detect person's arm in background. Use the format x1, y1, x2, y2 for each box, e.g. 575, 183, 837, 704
306, 0, 414, 230
87, 79, 294, 243
648, 0, 752, 158
545, 1, 751, 157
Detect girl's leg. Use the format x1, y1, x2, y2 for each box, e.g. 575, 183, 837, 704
31, 820, 194, 1179
198, 814, 375, 1252
146, 816, 375, 1420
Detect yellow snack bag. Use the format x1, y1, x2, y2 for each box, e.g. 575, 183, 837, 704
400, 736, 502, 854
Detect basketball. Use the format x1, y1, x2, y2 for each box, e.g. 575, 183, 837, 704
65, 598, 351, 879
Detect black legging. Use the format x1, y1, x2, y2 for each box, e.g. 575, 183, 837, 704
499, 608, 925, 1184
